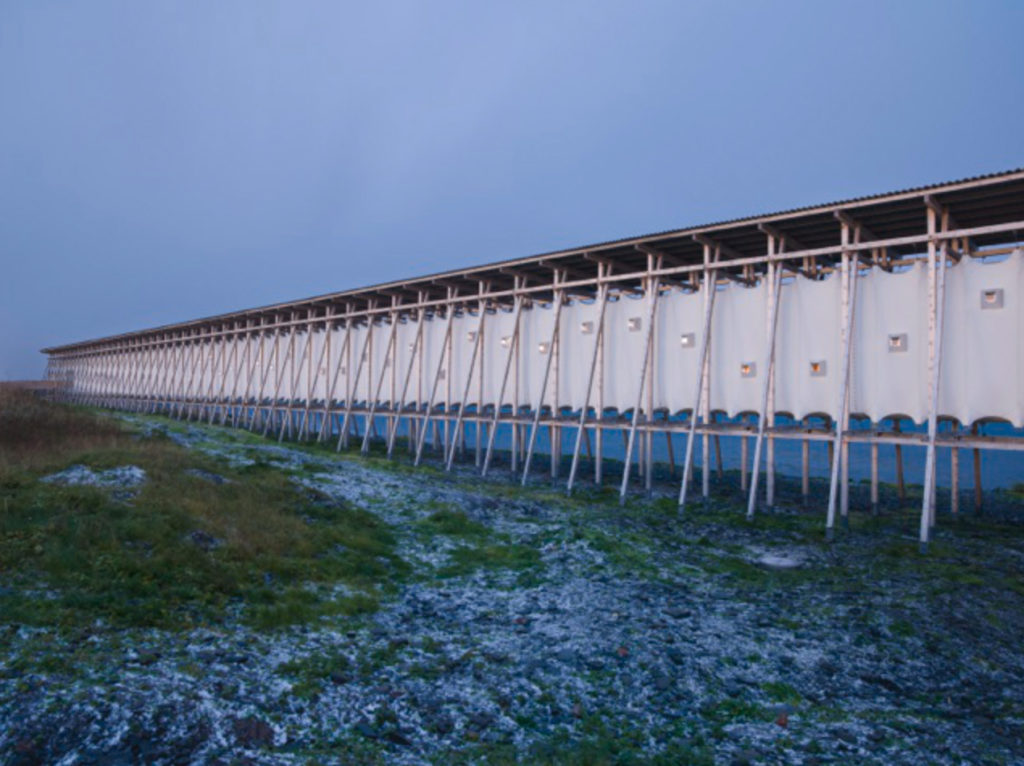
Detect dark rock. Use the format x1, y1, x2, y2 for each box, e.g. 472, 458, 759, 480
731, 748, 759, 766
665, 607, 692, 619
185, 468, 230, 485
429, 715, 454, 735
652, 673, 672, 691
329, 671, 349, 685
232, 717, 274, 748
468, 711, 494, 731
860, 674, 903, 695
816, 659, 839, 676
187, 530, 222, 551
556, 648, 577, 664
10, 739, 43, 766
385, 730, 412, 746
355, 720, 378, 739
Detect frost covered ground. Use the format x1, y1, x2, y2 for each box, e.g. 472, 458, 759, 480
2, 415, 1024, 765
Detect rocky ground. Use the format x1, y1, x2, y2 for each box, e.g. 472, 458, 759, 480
2, 415, 1023, 765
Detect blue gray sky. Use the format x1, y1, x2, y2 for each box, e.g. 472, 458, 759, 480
1, 0, 1022, 378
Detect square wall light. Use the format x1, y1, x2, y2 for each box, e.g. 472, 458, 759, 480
740, 362, 756, 378
467, 331, 477, 343
500, 336, 512, 349
680, 333, 695, 348
810, 360, 826, 377
538, 342, 550, 354
888, 334, 908, 353
981, 288, 1004, 309
627, 317, 642, 332
580, 321, 594, 335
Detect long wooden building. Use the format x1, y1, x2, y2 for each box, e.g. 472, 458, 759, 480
43, 168, 1024, 548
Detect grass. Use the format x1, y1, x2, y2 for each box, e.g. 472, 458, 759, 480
417, 506, 491, 538
0, 391, 406, 630
439, 541, 542, 579
276, 649, 354, 698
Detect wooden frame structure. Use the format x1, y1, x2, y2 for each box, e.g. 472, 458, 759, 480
43, 169, 1024, 549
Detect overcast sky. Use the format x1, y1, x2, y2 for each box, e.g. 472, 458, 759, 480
1, 1, 1022, 378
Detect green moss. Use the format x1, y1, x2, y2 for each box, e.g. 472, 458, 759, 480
761, 680, 802, 704
276, 649, 353, 698
0, 400, 407, 631
439, 542, 541, 578
418, 508, 490, 538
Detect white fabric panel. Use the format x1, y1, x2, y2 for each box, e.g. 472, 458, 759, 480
480, 308, 519, 408
558, 300, 602, 411
327, 326, 348, 402
851, 262, 930, 423
518, 304, 556, 408
340, 325, 363, 403
447, 312, 480, 408
197, 342, 212, 398
939, 253, 1024, 427
774, 274, 842, 420
653, 289, 704, 414
290, 331, 308, 401
602, 295, 649, 412
307, 330, 327, 401
709, 282, 768, 418
420, 315, 449, 407
392, 319, 418, 406
361, 322, 388, 403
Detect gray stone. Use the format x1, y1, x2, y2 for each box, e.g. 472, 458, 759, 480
231, 717, 274, 748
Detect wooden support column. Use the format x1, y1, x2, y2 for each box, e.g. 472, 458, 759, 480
921, 201, 950, 548
679, 243, 719, 508
415, 288, 459, 465
746, 246, 783, 519
567, 263, 609, 493
318, 306, 354, 442
338, 302, 377, 450
825, 219, 860, 539
521, 271, 565, 486
446, 283, 488, 470
619, 253, 662, 503
483, 278, 526, 476
362, 299, 401, 454
388, 296, 427, 457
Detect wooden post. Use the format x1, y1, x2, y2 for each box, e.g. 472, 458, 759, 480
338, 303, 377, 450
567, 264, 609, 492
679, 243, 719, 508
870, 438, 879, 515
446, 283, 488, 470
361, 303, 400, 454
894, 418, 906, 501
825, 221, 859, 540
747, 248, 783, 519
522, 272, 565, 486
414, 288, 458, 465
388, 298, 427, 457
921, 203, 949, 549
972, 422, 983, 515
483, 279, 525, 476
619, 254, 662, 503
